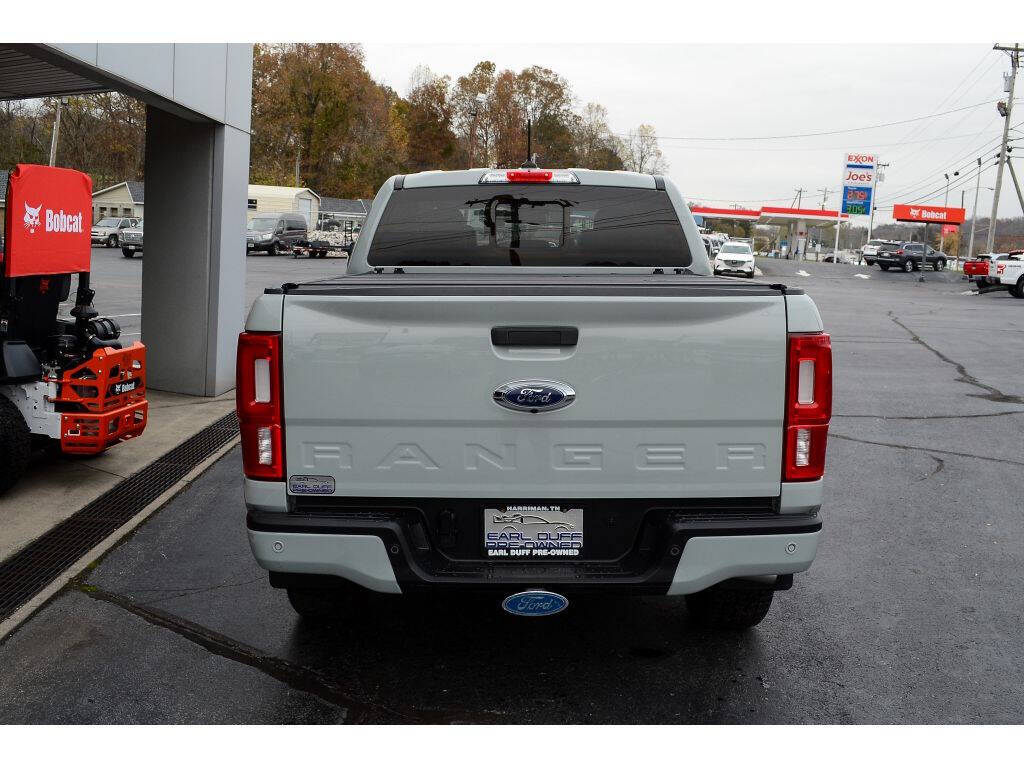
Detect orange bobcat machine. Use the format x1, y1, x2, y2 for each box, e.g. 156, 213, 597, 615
0, 164, 148, 494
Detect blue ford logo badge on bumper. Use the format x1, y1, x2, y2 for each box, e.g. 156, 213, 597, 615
502, 590, 569, 617
493, 380, 575, 413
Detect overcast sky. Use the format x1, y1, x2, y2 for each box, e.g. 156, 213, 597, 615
362, 44, 1020, 225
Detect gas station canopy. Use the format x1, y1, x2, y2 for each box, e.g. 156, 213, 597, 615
691, 206, 850, 225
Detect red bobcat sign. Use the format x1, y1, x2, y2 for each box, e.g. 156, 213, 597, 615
891, 204, 965, 225
2, 163, 92, 277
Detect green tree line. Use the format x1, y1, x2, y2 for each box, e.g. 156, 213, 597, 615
1, 43, 666, 200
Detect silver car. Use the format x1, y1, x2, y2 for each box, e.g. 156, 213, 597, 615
91, 216, 139, 248
120, 220, 143, 258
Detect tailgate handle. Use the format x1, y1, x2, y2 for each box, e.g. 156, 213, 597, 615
491, 326, 579, 347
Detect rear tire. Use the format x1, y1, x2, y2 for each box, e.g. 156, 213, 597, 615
902, 259, 914, 273
122, 248, 134, 258
685, 583, 774, 629
0, 395, 31, 495
933, 258, 945, 272
1012, 277, 1024, 299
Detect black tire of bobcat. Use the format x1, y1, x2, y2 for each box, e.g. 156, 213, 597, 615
0, 395, 31, 495
685, 584, 774, 630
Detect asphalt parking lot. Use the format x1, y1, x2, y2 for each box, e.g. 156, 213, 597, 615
3, 254, 1024, 724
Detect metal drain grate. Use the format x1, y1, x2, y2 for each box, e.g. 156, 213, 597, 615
0, 410, 239, 622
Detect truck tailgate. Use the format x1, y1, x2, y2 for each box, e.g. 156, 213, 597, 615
281, 278, 787, 499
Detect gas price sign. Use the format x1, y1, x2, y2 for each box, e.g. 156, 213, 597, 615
840, 153, 877, 217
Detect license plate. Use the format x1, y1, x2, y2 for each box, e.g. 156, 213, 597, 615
484, 505, 583, 558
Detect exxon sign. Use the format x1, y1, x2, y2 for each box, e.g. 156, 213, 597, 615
840, 152, 878, 217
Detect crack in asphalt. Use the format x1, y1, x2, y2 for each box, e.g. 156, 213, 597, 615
77, 584, 435, 724
128, 577, 267, 607
916, 455, 946, 482
888, 312, 1024, 405
830, 432, 1024, 467
833, 410, 1024, 421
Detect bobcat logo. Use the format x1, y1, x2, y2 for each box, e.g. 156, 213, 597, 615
23, 202, 42, 233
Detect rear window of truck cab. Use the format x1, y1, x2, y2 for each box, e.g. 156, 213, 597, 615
366, 184, 692, 268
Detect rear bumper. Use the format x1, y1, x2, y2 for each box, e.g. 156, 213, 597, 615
245, 488, 822, 595
248, 527, 819, 596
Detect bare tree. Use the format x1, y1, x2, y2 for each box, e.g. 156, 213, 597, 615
619, 124, 667, 174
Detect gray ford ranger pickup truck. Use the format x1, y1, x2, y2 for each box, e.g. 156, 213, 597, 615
238, 168, 831, 629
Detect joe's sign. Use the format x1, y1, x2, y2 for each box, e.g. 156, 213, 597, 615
892, 204, 966, 225
840, 152, 878, 216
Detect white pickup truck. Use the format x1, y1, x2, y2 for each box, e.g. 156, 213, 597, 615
237, 168, 831, 630
988, 251, 1024, 297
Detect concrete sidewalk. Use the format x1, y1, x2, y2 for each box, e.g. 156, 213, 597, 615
0, 389, 236, 563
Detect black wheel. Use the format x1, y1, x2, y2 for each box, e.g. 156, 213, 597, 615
933, 258, 945, 272
286, 582, 367, 622
685, 583, 774, 630
1012, 277, 1024, 299
122, 248, 134, 258
0, 395, 31, 495
879, 264, 890, 271
267, 242, 278, 257
106, 234, 118, 248
902, 259, 914, 273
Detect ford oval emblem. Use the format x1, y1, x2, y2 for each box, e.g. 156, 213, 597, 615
493, 379, 576, 413
502, 590, 569, 617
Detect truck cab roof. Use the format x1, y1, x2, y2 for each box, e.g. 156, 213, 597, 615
397, 168, 662, 189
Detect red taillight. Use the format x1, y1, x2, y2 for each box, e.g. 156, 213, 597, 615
505, 170, 553, 183
783, 332, 832, 482
236, 331, 284, 481
895, 249, 903, 255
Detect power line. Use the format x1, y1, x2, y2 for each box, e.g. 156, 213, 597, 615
616, 100, 997, 142
658, 128, 1002, 153
874, 122, 1021, 203
886, 53, 1000, 154
874, 155, 998, 210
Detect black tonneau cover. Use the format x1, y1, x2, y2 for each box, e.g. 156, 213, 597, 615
272, 273, 799, 297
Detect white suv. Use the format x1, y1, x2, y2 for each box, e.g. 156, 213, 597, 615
713, 242, 756, 277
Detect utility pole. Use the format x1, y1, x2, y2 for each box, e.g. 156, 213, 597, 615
794, 188, 805, 208
468, 93, 486, 168
867, 161, 889, 242
48, 96, 68, 166
957, 189, 966, 266
818, 187, 829, 209
987, 43, 1021, 252
294, 148, 301, 187
940, 172, 950, 253
1007, 157, 1024, 214
967, 157, 983, 261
